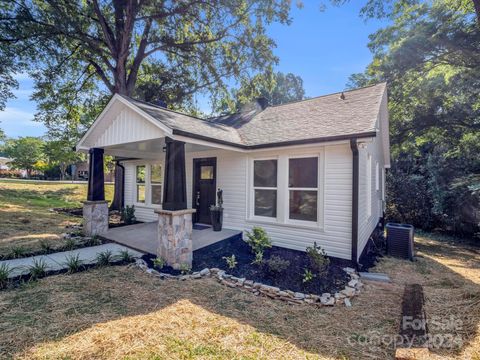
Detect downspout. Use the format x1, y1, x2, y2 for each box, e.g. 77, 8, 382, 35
110, 160, 125, 211
350, 139, 359, 267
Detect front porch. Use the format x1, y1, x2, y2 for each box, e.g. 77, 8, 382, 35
101, 222, 242, 256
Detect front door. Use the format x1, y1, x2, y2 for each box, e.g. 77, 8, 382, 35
192, 157, 217, 224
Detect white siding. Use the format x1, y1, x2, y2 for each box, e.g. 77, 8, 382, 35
123, 143, 354, 260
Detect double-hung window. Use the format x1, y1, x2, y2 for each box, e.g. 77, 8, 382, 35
253, 159, 277, 218
136, 165, 146, 203
288, 157, 318, 222
150, 164, 163, 205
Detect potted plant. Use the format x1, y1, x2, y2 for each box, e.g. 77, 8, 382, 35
210, 188, 223, 231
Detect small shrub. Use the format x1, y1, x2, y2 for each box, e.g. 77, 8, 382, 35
222, 254, 238, 269
119, 250, 134, 263
179, 263, 191, 275
0, 263, 12, 289
252, 251, 264, 265
9, 245, 26, 259
302, 268, 315, 283
266, 255, 290, 273
64, 237, 77, 251
121, 205, 136, 225
29, 258, 48, 280
64, 254, 83, 273
153, 257, 166, 269
245, 226, 272, 261
39, 240, 53, 254
84, 235, 102, 247
96, 250, 113, 266
306, 242, 330, 276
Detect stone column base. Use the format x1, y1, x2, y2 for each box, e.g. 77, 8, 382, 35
83, 200, 109, 236
155, 208, 196, 270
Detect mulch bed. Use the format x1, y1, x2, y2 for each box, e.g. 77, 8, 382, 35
53, 208, 142, 228
142, 236, 351, 295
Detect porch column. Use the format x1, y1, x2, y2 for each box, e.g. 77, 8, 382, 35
162, 137, 187, 210
156, 137, 194, 269
83, 148, 108, 236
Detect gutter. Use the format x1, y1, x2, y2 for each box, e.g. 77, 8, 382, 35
350, 139, 359, 266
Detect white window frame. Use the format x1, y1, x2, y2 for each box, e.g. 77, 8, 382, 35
134, 161, 164, 208
375, 162, 379, 191
149, 163, 164, 206
366, 153, 372, 219
250, 157, 279, 223
286, 154, 322, 227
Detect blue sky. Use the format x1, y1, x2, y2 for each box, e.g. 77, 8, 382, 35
0, 2, 386, 139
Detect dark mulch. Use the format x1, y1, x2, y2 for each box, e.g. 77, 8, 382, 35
53, 207, 83, 216
53, 208, 142, 228
142, 235, 351, 295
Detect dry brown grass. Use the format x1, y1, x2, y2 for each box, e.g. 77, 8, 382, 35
0, 180, 113, 257
0, 228, 478, 359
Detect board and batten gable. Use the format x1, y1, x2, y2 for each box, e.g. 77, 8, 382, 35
122, 142, 354, 260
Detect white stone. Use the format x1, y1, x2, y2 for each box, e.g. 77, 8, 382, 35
294, 292, 305, 299
343, 267, 356, 274
341, 286, 356, 297
83, 201, 109, 236
348, 279, 359, 288
321, 297, 335, 306
344, 298, 352, 307
200, 268, 210, 276
322, 293, 331, 298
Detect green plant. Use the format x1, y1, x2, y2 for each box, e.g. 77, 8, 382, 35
84, 235, 102, 247
245, 226, 272, 262
29, 258, 47, 280
302, 268, 315, 283
9, 245, 26, 259
121, 205, 136, 225
0, 263, 12, 289
39, 239, 53, 254
153, 257, 166, 269
64, 237, 77, 251
96, 250, 113, 266
266, 255, 290, 273
222, 254, 238, 269
252, 251, 264, 265
179, 263, 191, 275
306, 242, 330, 276
64, 254, 83, 274
118, 250, 134, 263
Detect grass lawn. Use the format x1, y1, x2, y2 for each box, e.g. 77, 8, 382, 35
0, 180, 113, 258
0, 233, 478, 359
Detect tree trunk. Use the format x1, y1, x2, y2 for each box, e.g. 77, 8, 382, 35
473, 0, 480, 27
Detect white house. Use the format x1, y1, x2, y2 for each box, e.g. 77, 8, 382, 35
77, 83, 390, 266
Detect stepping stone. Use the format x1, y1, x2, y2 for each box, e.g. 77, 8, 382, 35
359, 272, 391, 283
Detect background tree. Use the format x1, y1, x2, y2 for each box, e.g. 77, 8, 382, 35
4, 137, 45, 178
43, 139, 80, 180
216, 71, 306, 112
346, 0, 480, 238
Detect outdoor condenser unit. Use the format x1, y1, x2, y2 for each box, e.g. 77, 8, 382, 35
386, 223, 415, 261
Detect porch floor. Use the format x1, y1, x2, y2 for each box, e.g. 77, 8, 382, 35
101, 222, 242, 255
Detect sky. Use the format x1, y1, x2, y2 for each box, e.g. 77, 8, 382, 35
0, 1, 386, 139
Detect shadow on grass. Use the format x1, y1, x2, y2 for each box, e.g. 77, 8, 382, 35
0, 236, 478, 359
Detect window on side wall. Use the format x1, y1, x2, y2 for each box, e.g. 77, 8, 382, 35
151, 164, 163, 205
136, 165, 146, 203
253, 159, 277, 218
288, 157, 318, 222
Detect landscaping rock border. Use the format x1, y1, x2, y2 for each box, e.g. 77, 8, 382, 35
133, 259, 363, 307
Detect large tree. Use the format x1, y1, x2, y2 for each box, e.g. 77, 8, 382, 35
347, 0, 480, 237
0, 0, 292, 207
43, 139, 81, 180
4, 137, 44, 178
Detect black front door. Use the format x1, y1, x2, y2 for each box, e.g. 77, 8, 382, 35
192, 157, 217, 224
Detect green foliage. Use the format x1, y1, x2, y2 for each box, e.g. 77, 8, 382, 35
252, 252, 264, 265
153, 257, 166, 269
118, 250, 134, 264
64, 237, 77, 251
306, 242, 330, 275
96, 250, 113, 266
302, 269, 315, 283
265, 255, 290, 273
121, 205, 136, 225
39, 240, 53, 254
64, 254, 83, 274
84, 235, 102, 247
29, 258, 47, 280
245, 226, 272, 262
4, 137, 44, 178
179, 263, 191, 275
9, 245, 26, 259
0, 263, 12, 289
222, 254, 238, 269
42, 139, 80, 180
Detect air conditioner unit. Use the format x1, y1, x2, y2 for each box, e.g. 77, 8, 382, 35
386, 223, 414, 261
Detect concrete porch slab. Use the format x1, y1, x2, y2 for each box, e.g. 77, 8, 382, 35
101, 222, 242, 255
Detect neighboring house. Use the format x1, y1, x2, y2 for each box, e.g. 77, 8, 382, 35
77, 83, 390, 264
72, 160, 115, 182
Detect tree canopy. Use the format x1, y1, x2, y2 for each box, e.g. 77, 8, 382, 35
0, 0, 293, 139
4, 137, 44, 177
348, 0, 480, 237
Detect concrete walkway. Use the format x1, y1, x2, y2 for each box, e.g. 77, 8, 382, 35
1, 243, 144, 279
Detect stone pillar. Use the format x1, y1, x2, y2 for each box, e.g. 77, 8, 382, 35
83, 200, 109, 236
155, 208, 196, 269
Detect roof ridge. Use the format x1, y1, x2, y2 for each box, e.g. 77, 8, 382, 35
267, 82, 387, 109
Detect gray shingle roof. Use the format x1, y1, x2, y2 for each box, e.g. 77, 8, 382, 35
121, 83, 386, 148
